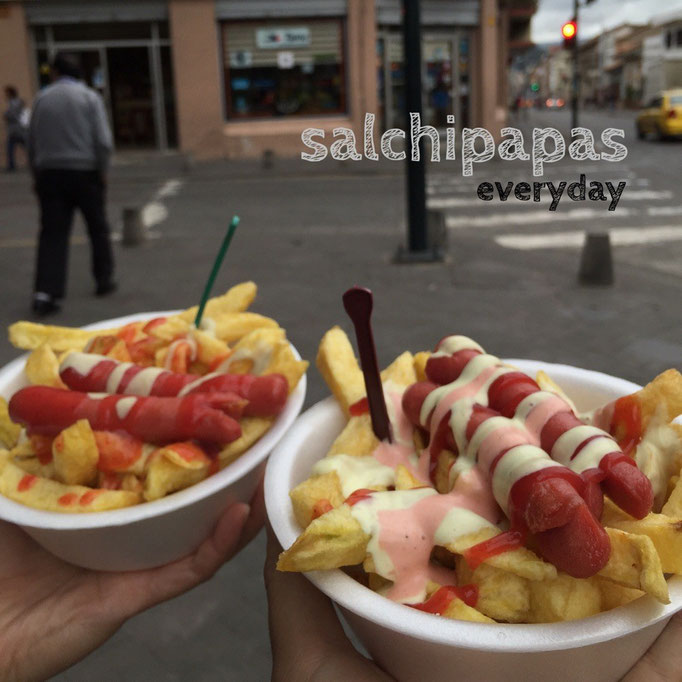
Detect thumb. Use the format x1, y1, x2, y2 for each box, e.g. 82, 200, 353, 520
264, 523, 393, 682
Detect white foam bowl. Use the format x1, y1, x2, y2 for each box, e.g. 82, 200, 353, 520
0, 312, 306, 571
266, 360, 682, 682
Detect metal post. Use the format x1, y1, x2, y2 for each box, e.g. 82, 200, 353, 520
395, 0, 442, 262
571, 0, 579, 129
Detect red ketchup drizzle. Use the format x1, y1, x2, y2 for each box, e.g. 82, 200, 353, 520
58, 492, 79, 506
30, 435, 53, 465
344, 488, 375, 506
610, 395, 642, 456
208, 353, 231, 372
17, 474, 37, 492
142, 317, 167, 333
462, 529, 525, 570
412, 584, 479, 615
80, 490, 100, 506
349, 397, 369, 417
312, 498, 334, 519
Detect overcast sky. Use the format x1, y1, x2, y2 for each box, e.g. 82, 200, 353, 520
531, 0, 682, 45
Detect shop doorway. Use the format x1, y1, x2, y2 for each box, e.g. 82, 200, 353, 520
107, 47, 155, 148
33, 23, 176, 150
378, 31, 470, 131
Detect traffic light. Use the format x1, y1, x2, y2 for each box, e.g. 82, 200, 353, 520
562, 20, 577, 49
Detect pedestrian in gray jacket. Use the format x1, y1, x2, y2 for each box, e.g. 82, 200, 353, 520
28, 52, 117, 316
3, 85, 27, 171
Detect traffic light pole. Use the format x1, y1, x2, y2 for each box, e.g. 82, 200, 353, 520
395, 0, 442, 263
571, 0, 579, 129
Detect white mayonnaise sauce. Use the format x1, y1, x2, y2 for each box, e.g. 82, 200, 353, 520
115, 397, 137, 420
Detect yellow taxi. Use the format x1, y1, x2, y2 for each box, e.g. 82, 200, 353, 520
636, 89, 682, 139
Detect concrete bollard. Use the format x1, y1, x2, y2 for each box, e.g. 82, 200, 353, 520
262, 149, 274, 169
393, 209, 446, 263
121, 207, 145, 247
578, 231, 613, 286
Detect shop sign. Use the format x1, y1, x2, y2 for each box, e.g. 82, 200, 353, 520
230, 50, 253, 67
256, 27, 310, 49
277, 51, 295, 69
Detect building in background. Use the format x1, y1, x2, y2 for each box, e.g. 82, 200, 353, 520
0, 0, 536, 159
641, 12, 682, 104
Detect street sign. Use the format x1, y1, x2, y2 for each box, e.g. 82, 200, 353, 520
256, 27, 310, 50
230, 50, 252, 68
277, 51, 295, 69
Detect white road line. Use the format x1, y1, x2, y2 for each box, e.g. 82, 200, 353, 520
496, 226, 682, 250
141, 201, 169, 228
155, 178, 183, 199
429, 190, 671, 209
648, 206, 682, 217
446, 207, 634, 228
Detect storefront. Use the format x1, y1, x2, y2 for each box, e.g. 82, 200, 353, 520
214, 0, 376, 159
0, 0, 510, 159
375, 0, 480, 132
24, 2, 177, 150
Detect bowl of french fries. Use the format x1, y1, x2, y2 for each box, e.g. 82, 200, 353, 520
265, 327, 682, 682
0, 283, 307, 571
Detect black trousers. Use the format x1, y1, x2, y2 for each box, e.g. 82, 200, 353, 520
35, 169, 114, 299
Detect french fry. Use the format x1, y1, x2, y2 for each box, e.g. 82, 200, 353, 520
316, 326, 365, 416
442, 597, 496, 623
103, 339, 132, 363
0, 459, 140, 512
218, 418, 272, 467
447, 527, 557, 582
327, 415, 379, 457
52, 420, 99, 487
456, 558, 530, 623
662, 471, 682, 517
527, 573, 602, 623
413, 351, 430, 382
596, 577, 644, 610
598, 528, 669, 604
8, 321, 115, 352
176, 281, 257, 323
604, 512, 682, 575
380, 351, 417, 387
290, 471, 344, 528
0, 398, 22, 449
24, 344, 67, 388
277, 505, 369, 572
143, 443, 211, 502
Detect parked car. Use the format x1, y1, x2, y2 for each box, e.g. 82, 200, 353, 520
636, 89, 682, 139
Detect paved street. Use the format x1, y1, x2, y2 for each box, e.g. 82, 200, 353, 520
0, 108, 680, 680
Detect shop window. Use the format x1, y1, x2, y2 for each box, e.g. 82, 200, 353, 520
222, 19, 346, 119
52, 22, 151, 42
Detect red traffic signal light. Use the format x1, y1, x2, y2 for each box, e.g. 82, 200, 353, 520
562, 20, 577, 48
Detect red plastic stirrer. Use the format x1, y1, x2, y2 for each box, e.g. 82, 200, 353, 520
342, 286, 392, 443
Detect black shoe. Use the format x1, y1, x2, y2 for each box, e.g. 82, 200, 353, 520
32, 296, 61, 316
95, 281, 118, 297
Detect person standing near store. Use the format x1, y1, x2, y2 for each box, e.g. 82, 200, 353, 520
3, 85, 28, 172
28, 52, 116, 316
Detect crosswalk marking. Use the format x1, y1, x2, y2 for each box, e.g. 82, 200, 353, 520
445, 207, 633, 228
496, 226, 682, 250
648, 206, 682, 217
428, 189, 671, 209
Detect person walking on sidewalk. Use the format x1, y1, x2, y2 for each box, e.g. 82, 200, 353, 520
27, 52, 117, 316
3, 85, 28, 172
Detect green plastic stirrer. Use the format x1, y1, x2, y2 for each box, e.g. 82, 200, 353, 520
194, 215, 240, 328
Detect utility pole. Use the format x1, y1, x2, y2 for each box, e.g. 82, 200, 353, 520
572, 0, 579, 129
395, 0, 441, 262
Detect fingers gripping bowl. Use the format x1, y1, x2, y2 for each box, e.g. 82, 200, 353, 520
0, 310, 306, 571
265, 361, 682, 682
